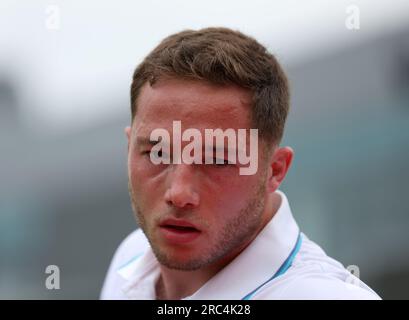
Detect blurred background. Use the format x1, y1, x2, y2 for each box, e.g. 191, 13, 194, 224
0, 0, 408, 299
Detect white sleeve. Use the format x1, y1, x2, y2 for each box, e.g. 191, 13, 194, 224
255, 275, 382, 300
100, 229, 146, 300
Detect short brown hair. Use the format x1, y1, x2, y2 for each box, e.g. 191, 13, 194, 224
130, 27, 290, 145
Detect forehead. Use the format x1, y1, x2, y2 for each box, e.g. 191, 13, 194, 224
133, 78, 252, 134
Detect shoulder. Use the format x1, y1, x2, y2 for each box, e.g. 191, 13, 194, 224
114, 228, 149, 261
100, 229, 149, 299
270, 274, 381, 300
253, 234, 381, 300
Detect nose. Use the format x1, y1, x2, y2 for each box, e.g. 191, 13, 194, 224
164, 164, 200, 209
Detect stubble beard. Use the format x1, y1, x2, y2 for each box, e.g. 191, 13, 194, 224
128, 177, 266, 271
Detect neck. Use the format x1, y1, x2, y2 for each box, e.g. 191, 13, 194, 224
155, 191, 281, 300
155, 264, 221, 300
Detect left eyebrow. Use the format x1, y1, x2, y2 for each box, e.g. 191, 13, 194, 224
205, 146, 236, 155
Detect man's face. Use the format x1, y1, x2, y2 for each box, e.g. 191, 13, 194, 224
127, 78, 271, 271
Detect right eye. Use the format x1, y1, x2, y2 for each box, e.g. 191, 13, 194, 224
143, 150, 170, 163
142, 150, 162, 157
145, 150, 161, 156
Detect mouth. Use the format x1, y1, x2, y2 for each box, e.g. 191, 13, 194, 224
161, 225, 199, 232
159, 219, 202, 244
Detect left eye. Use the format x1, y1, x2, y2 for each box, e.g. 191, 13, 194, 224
214, 159, 231, 166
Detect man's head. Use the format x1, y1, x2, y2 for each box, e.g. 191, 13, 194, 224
125, 27, 293, 271
130, 27, 290, 146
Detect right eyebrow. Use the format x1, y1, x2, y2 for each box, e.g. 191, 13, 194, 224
136, 137, 158, 146
136, 136, 172, 150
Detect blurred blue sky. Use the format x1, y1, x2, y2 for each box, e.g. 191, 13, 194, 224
1, 0, 408, 134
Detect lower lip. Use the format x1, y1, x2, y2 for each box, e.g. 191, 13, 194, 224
159, 226, 201, 244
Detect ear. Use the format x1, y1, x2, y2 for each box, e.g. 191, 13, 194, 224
266, 146, 294, 192
125, 126, 131, 152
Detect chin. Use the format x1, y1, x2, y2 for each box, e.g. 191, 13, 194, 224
156, 252, 208, 271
